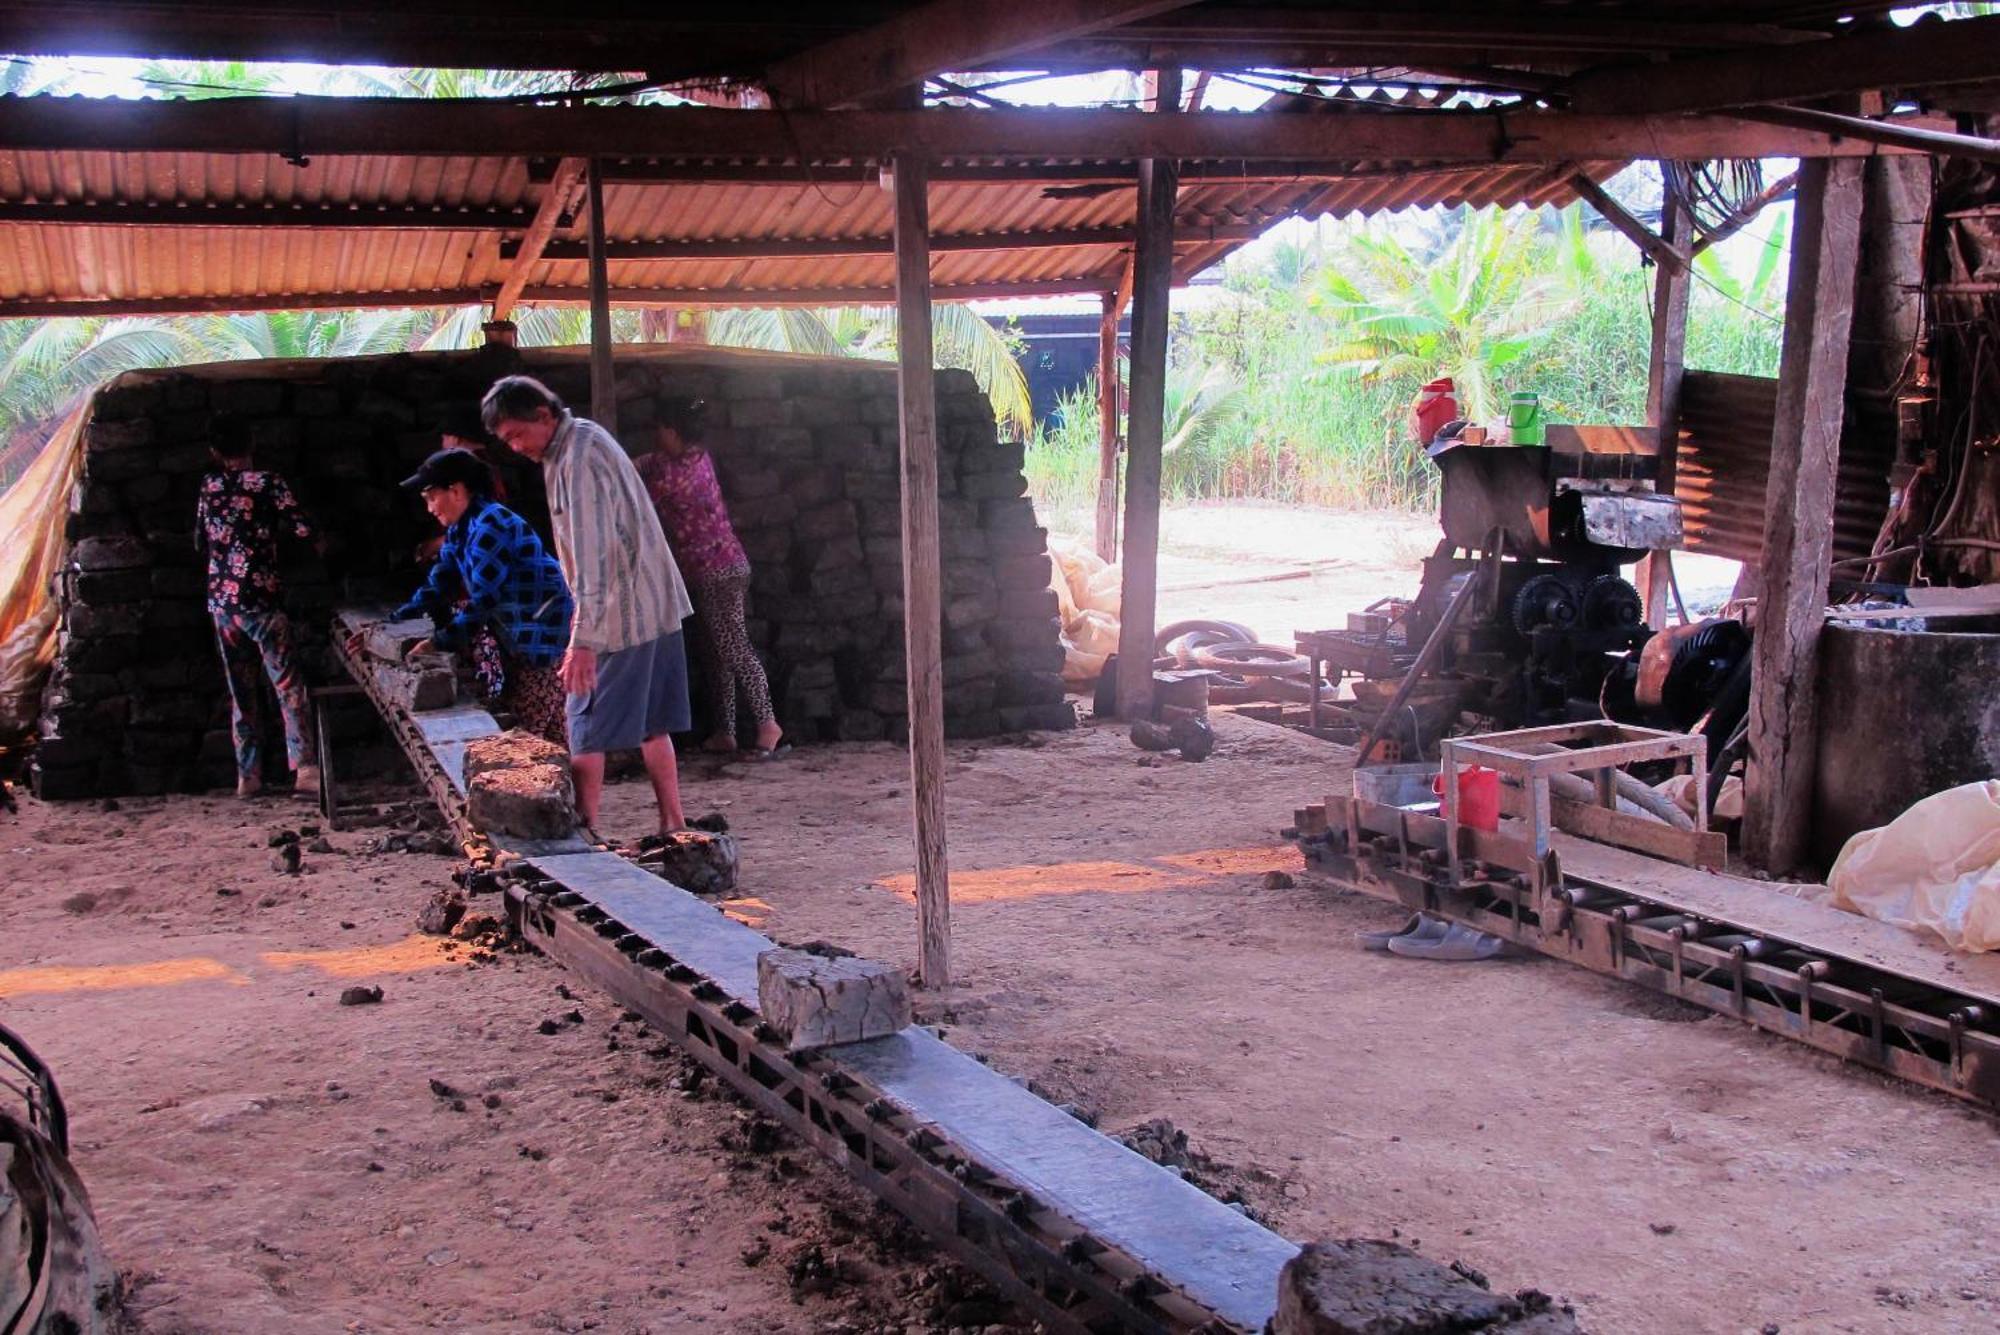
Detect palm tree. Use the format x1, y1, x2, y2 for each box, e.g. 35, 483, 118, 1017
1312, 206, 1583, 421
707, 304, 1034, 435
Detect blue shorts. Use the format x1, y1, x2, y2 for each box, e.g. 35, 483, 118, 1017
566, 630, 692, 754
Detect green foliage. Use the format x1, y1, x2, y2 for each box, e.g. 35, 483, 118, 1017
1026, 203, 1791, 518
705, 303, 1034, 436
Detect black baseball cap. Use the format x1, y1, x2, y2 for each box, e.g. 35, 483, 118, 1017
400, 447, 493, 492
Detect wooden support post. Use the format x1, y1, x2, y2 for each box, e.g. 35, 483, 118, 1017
1641, 184, 1691, 629
1093, 288, 1122, 561
1113, 67, 1182, 720
892, 149, 952, 989
1743, 156, 1864, 875
585, 157, 618, 435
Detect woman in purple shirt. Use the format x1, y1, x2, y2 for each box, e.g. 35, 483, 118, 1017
636, 399, 785, 758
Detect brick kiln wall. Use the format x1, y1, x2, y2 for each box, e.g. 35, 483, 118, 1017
33, 344, 1071, 799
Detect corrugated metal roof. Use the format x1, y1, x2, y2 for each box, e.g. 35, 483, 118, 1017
0, 131, 1626, 314
1676, 370, 1891, 566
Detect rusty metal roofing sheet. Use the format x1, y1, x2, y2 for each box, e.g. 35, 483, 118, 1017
0, 137, 1626, 313
1675, 370, 1892, 567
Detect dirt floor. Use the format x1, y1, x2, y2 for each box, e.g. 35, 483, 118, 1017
3, 504, 1989, 1335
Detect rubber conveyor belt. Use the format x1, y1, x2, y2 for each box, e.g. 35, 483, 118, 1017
334, 608, 1297, 1331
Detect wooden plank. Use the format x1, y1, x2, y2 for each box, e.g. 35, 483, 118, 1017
0, 200, 536, 229
1093, 287, 1122, 562
1640, 188, 1691, 630
1542, 423, 1657, 456
492, 156, 584, 322
1497, 785, 1725, 868
761, 0, 1200, 109
0, 96, 1944, 167
1566, 11, 2000, 116
1113, 67, 1180, 721
1568, 171, 1682, 271
893, 149, 953, 990
584, 157, 616, 434
1744, 156, 1864, 876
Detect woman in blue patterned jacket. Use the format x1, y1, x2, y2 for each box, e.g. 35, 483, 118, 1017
385, 447, 574, 744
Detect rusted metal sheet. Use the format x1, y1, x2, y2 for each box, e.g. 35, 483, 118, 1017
0, 139, 1627, 311
1674, 370, 1892, 566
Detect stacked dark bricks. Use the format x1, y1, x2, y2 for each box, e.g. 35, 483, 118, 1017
34, 344, 1071, 799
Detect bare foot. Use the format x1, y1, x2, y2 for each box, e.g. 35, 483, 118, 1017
699, 735, 738, 755
236, 773, 263, 799
753, 721, 784, 754
293, 763, 321, 795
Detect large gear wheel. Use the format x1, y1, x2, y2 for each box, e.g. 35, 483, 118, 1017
1512, 573, 1578, 635
1581, 575, 1644, 631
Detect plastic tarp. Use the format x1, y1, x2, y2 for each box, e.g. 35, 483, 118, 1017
1828, 780, 2000, 953
0, 409, 85, 750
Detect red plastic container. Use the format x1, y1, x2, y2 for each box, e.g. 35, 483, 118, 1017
1433, 765, 1501, 832
1411, 377, 1459, 445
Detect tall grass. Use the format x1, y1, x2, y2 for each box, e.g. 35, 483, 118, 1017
1027, 205, 1787, 518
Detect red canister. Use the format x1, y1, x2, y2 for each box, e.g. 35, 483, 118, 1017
1412, 377, 1459, 445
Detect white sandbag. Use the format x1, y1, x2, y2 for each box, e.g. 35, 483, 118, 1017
1656, 773, 1744, 822
1062, 644, 1109, 686
1082, 563, 1122, 619
1828, 779, 2000, 953
1065, 608, 1120, 657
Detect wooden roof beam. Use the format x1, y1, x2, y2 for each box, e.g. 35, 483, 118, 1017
0, 287, 491, 320
1738, 104, 2000, 167
0, 201, 535, 229
0, 96, 1946, 166
761, 0, 1199, 109
1566, 11, 2000, 117
0, 275, 1123, 320
1567, 172, 1684, 272
1040, 9, 1826, 72
491, 155, 585, 322
510, 222, 1260, 262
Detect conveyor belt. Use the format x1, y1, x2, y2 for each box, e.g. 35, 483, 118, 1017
514, 853, 1296, 1333
335, 606, 1296, 1331
1304, 795, 2000, 1114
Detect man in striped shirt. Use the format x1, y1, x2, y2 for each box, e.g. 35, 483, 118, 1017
483, 375, 695, 833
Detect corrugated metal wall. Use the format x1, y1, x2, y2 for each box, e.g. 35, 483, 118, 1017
1674, 370, 1892, 566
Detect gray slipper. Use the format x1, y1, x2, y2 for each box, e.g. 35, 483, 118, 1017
1357, 912, 1448, 953
1386, 921, 1509, 962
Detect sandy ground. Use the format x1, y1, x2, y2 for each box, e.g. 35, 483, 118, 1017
2, 796, 1000, 1334
3, 503, 1980, 1335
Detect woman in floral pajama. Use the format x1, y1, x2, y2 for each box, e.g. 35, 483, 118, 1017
636, 399, 785, 758
195, 421, 323, 798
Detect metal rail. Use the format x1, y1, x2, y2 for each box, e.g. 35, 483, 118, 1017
1301, 798, 2000, 1114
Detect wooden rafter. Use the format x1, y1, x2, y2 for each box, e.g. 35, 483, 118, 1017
491, 155, 584, 322
761, 0, 1198, 109
0, 276, 1119, 320
0, 96, 1949, 166
0, 201, 535, 229
1566, 11, 2000, 117
1567, 172, 1684, 272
